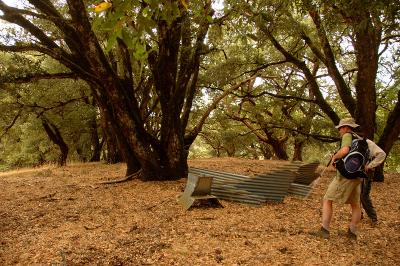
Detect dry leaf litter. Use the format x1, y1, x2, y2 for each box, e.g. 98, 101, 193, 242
0, 157, 399, 265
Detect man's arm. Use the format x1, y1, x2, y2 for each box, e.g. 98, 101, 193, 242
331, 133, 352, 167
331, 146, 350, 165
366, 140, 386, 170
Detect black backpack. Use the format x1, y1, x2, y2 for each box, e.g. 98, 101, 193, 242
334, 134, 370, 179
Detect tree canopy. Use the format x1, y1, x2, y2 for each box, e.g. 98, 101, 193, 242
1, 0, 399, 178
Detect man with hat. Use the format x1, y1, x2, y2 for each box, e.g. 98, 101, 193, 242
311, 117, 362, 240
334, 118, 386, 225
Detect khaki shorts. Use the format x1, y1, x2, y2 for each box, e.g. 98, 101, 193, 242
324, 176, 361, 204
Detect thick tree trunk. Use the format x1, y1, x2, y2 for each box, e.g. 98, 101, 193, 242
292, 139, 304, 161
89, 117, 101, 162
97, 105, 143, 177
158, 116, 188, 180
100, 115, 121, 164
374, 91, 400, 182
41, 119, 68, 166
225, 146, 236, 157
223, 141, 236, 157
269, 139, 289, 160
261, 145, 274, 160
76, 147, 87, 162
262, 130, 289, 160
0, 0, 210, 181
353, 17, 380, 140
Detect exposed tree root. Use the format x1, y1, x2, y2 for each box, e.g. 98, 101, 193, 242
97, 169, 142, 184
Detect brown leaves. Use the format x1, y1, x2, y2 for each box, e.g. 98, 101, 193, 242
0, 159, 399, 265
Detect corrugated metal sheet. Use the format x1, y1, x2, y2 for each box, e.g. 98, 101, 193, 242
288, 161, 320, 198
292, 161, 320, 185
212, 184, 263, 205
177, 173, 217, 210
189, 161, 320, 205
190, 167, 251, 182
288, 182, 313, 198
190, 167, 263, 204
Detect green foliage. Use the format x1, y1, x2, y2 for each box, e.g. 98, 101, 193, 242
0, 116, 56, 168
91, 0, 183, 58
1, 0, 399, 174
385, 142, 400, 172
0, 53, 99, 169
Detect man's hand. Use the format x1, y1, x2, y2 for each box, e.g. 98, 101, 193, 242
365, 164, 374, 172
329, 159, 337, 170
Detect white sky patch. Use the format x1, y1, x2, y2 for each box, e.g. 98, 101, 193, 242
1, 0, 23, 23
212, 0, 224, 11
3, 0, 22, 7
254, 77, 263, 86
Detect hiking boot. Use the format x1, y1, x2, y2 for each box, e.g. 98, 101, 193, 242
309, 226, 330, 239
371, 218, 378, 227
347, 229, 357, 240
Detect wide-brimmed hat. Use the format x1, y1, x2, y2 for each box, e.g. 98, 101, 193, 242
335, 118, 360, 129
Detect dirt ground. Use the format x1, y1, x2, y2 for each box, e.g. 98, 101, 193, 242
0, 157, 399, 265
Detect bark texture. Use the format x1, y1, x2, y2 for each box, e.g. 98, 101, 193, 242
0, 0, 214, 180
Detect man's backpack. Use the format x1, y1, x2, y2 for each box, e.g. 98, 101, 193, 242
335, 134, 370, 179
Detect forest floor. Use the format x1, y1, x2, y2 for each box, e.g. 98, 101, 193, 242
0, 157, 399, 265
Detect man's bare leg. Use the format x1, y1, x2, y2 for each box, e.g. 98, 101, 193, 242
349, 203, 361, 233
322, 199, 333, 230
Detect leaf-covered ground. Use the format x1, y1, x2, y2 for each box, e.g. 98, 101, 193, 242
0, 157, 399, 265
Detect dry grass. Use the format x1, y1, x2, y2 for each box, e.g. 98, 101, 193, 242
0, 158, 399, 265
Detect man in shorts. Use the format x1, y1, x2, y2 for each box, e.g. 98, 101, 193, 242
311, 118, 362, 240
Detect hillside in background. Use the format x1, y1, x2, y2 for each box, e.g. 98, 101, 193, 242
0, 158, 399, 265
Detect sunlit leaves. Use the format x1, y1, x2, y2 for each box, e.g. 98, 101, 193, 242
94, 2, 112, 13
90, 0, 184, 59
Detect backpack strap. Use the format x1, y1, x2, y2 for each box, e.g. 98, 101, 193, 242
351, 132, 363, 140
